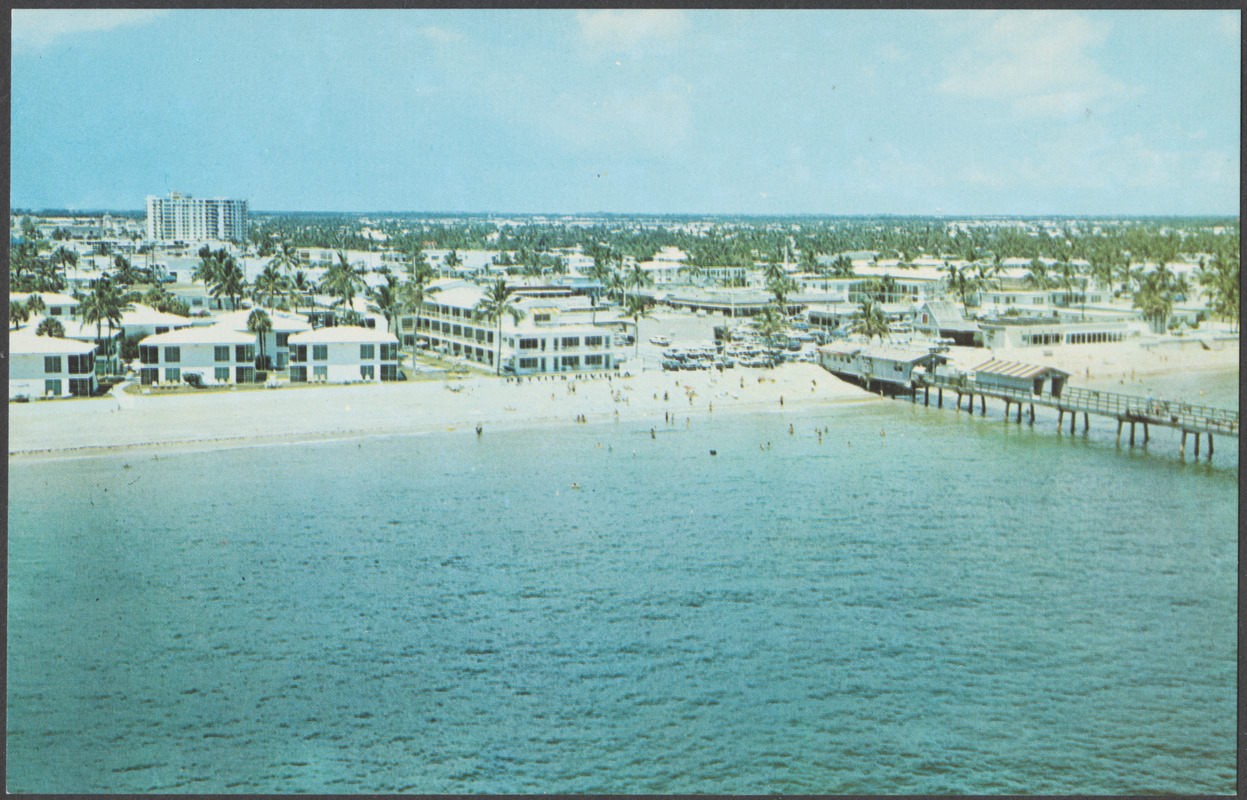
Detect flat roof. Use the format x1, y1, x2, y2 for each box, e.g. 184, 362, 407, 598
141, 325, 256, 346
10, 327, 98, 355
288, 326, 398, 344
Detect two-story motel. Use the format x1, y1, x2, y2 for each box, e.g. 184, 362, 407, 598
394, 279, 630, 375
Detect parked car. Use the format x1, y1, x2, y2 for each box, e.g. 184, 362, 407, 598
650, 336, 671, 347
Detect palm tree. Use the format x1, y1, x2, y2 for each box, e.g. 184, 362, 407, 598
398, 261, 441, 369
755, 302, 786, 366
621, 293, 654, 359
1132, 269, 1176, 334
247, 309, 273, 370
766, 273, 799, 311
251, 264, 289, 309
290, 270, 311, 313
212, 256, 247, 311
625, 261, 653, 305
678, 261, 706, 286
853, 299, 890, 343
1196, 249, 1240, 332
443, 249, 462, 274
50, 245, 78, 282
828, 254, 855, 278
368, 276, 402, 333
24, 293, 47, 319
112, 254, 138, 286
193, 248, 223, 306
9, 298, 32, 330
94, 276, 132, 374
473, 279, 525, 376
1023, 258, 1051, 291
321, 251, 365, 321
35, 317, 65, 338
269, 241, 300, 279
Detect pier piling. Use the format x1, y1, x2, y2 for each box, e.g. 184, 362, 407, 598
1180, 430, 1186, 456
1058, 409, 1064, 431
980, 395, 986, 415
1208, 434, 1213, 458
1130, 422, 1136, 446
924, 387, 929, 406
1083, 413, 1089, 433
1070, 411, 1076, 434
938, 388, 943, 408
1195, 433, 1201, 457
1116, 419, 1123, 442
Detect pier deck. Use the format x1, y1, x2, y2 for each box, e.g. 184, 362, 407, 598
912, 373, 1237, 458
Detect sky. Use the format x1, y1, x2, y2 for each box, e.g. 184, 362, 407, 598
10, 9, 1241, 216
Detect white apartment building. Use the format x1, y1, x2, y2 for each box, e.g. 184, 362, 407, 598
287, 326, 401, 383
395, 279, 629, 375
10, 326, 98, 399
208, 308, 313, 370
137, 325, 258, 386
146, 192, 248, 243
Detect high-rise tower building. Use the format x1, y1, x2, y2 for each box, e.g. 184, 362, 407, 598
146, 192, 248, 243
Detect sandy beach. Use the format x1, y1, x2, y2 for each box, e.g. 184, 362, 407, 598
944, 336, 1241, 393
7, 363, 879, 459
9, 336, 1237, 460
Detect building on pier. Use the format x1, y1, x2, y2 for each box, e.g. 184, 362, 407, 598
970, 358, 1070, 397
818, 342, 947, 393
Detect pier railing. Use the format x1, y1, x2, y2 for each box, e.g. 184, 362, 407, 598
915, 373, 1238, 437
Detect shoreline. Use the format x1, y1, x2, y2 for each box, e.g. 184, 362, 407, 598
8, 363, 882, 461
10, 340, 1239, 461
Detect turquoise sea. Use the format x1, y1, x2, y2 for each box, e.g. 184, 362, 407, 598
7, 371, 1238, 794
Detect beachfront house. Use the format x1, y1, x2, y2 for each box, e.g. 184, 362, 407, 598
9, 326, 98, 399
137, 325, 259, 386
10, 292, 80, 318
287, 326, 400, 383
208, 308, 313, 370
818, 342, 947, 393
395, 279, 630, 375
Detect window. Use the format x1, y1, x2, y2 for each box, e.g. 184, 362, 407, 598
215, 367, 230, 382
562, 337, 580, 348
45, 379, 62, 396
380, 364, 397, 381
313, 344, 328, 361
561, 356, 580, 368
520, 338, 539, 350
585, 354, 603, 366
519, 357, 539, 369
276, 333, 289, 348
360, 344, 375, 360
165, 367, 181, 383
452, 325, 462, 337
139, 345, 158, 365
50, 307, 62, 316
44, 356, 62, 374
69, 378, 92, 397
401, 318, 413, 331
140, 367, 157, 385
289, 366, 307, 382
236, 366, 255, 384
360, 364, 375, 380
164, 346, 180, 363
215, 345, 230, 362
156, 326, 169, 335
487, 331, 494, 344
235, 344, 255, 363
584, 336, 603, 347
379, 343, 397, 360
313, 365, 327, 381
291, 345, 307, 362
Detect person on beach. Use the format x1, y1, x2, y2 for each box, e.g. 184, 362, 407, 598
780, 396, 784, 407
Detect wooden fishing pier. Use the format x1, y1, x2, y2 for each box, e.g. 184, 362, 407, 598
911, 372, 1238, 460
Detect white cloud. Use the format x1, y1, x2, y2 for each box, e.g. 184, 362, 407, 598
12, 9, 166, 53
937, 11, 1136, 120
576, 10, 687, 51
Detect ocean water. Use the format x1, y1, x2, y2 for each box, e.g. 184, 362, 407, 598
8, 373, 1238, 794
